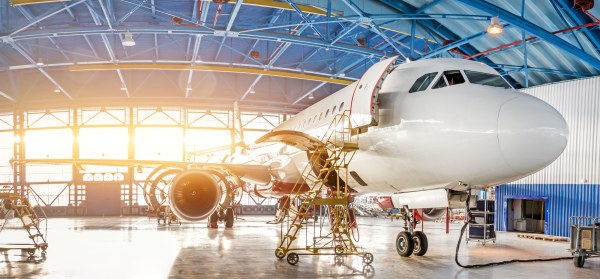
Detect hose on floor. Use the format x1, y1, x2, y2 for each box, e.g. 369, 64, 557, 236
454, 194, 573, 268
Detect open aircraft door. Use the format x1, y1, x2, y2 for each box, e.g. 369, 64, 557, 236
350, 56, 398, 128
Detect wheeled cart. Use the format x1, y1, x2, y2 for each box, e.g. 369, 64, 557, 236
466, 200, 496, 245
570, 216, 600, 267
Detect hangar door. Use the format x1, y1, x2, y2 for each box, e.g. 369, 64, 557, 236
85, 182, 121, 216
507, 198, 546, 234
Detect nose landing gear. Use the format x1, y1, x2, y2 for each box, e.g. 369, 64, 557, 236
395, 207, 429, 257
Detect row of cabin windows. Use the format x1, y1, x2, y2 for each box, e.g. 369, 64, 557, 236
409, 70, 510, 93
297, 102, 346, 130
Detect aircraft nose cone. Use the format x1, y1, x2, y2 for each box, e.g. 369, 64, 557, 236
498, 95, 568, 175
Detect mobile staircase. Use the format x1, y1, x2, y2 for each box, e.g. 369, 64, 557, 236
0, 185, 48, 258
274, 111, 373, 266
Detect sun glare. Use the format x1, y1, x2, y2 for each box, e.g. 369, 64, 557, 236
20, 126, 258, 162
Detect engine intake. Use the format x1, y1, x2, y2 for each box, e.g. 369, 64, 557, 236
169, 170, 221, 222
421, 208, 446, 221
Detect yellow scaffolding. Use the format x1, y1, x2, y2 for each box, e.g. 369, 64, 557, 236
0, 186, 48, 258
274, 111, 373, 265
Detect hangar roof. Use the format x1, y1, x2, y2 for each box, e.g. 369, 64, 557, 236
1, 0, 599, 113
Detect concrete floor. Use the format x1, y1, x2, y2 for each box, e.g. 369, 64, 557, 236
0, 216, 598, 278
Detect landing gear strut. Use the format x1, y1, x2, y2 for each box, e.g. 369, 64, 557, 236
395, 206, 428, 257
208, 207, 236, 228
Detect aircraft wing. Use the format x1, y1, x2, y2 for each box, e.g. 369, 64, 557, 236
10, 158, 272, 185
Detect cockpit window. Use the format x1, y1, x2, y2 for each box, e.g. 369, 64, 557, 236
432, 70, 465, 90
464, 70, 511, 89
409, 72, 437, 93
432, 76, 447, 89
444, 70, 465, 86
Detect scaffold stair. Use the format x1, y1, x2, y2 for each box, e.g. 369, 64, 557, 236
0, 188, 48, 256
275, 111, 373, 265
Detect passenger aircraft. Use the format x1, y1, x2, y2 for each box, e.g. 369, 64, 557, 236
14, 57, 568, 258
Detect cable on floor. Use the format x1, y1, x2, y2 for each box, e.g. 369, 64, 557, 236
454, 194, 574, 268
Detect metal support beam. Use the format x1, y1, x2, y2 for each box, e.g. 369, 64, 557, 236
341, 0, 406, 59
554, 0, 600, 53
9, 42, 72, 99
0, 90, 16, 102
495, 64, 592, 78
16, 5, 72, 61
83, 35, 100, 58
154, 33, 159, 59
9, 0, 85, 36
415, 0, 446, 14
116, 69, 130, 97
185, 35, 203, 98
226, 0, 244, 32
9, 25, 387, 58
117, 0, 147, 25
241, 9, 284, 64
214, 0, 245, 60
456, 0, 600, 70
98, 0, 114, 30
285, 0, 324, 40
420, 28, 496, 59
379, 0, 520, 87
549, 0, 585, 50
69, 63, 354, 85
292, 82, 325, 104
521, 0, 529, 88
295, 55, 366, 104
240, 75, 262, 100
330, 22, 360, 45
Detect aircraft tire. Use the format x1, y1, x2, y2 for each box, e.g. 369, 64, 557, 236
412, 231, 428, 256
225, 208, 234, 228
396, 231, 414, 257
208, 211, 219, 228
573, 255, 585, 267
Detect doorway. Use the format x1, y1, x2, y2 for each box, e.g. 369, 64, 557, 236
506, 198, 545, 234
85, 182, 121, 216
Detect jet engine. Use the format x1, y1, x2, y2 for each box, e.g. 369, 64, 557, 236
420, 208, 446, 221
168, 170, 222, 222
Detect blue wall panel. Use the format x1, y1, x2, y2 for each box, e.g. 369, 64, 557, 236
495, 184, 600, 237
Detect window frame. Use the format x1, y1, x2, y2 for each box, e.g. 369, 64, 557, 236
409, 72, 438, 93
463, 70, 512, 89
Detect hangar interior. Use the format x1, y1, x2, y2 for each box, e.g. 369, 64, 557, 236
0, 0, 599, 277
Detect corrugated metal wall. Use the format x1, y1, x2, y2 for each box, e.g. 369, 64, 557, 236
517, 77, 600, 185
495, 76, 600, 237
495, 184, 600, 237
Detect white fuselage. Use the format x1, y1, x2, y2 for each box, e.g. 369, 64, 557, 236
256, 58, 568, 196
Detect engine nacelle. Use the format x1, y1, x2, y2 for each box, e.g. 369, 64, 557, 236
169, 170, 222, 222
421, 208, 446, 221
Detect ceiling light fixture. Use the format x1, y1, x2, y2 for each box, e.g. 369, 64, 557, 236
122, 30, 136, 47
53, 86, 61, 93
249, 87, 256, 94
308, 93, 314, 100
120, 84, 127, 91
487, 16, 503, 35
36, 58, 44, 66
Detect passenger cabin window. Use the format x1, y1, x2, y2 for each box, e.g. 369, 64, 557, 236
432, 70, 465, 90
464, 70, 511, 89
409, 72, 437, 93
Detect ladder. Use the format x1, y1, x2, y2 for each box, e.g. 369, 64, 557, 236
275, 111, 373, 265
0, 186, 48, 257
